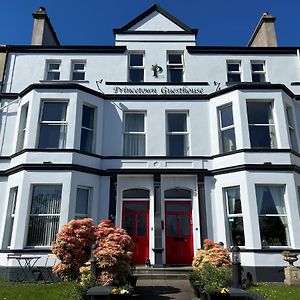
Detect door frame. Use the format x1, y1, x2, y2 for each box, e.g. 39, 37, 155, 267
164, 200, 194, 264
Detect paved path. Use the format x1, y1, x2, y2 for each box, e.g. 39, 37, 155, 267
133, 279, 198, 299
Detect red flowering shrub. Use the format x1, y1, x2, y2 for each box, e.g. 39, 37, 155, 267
52, 219, 134, 286
52, 218, 95, 280
192, 239, 231, 270
94, 220, 134, 285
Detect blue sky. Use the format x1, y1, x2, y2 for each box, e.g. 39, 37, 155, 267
0, 0, 299, 46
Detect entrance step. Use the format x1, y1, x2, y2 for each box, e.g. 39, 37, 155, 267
134, 266, 193, 280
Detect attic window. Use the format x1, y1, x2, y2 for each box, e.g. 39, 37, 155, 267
128, 53, 144, 83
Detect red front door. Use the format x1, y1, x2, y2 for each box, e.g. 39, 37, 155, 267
165, 201, 194, 264
122, 201, 149, 265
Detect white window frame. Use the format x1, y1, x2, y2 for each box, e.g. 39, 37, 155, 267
166, 111, 189, 156
27, 184, 62, 247
218, 104, 236, 153
80, 104, 95, 153
167, 52, 184, 83
45, 60, 61, 81
16, 103, 28, 152
256, 185, 290, 247
247, 101, 277, 149
224, 186, 245, 246
286, 106, 298, 152
37, 100, 68, 149
226, 61, 241, 83
71, 60, 86, 81
128, 53, 144, 83
75, 186, 91, 219
251, 60, 266, 83
123, 111, 146, 156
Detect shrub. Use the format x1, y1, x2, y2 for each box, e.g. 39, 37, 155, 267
52, 218, 95, 280
192, 239, 231, 270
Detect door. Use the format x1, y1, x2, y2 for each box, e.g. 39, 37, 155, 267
122, 201, 149, 264
165, 201, 193, 264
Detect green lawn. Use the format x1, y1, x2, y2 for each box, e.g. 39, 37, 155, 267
0, 282, 76, 300
248, 283, 300, 299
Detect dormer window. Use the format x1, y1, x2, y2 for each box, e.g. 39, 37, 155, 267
167, 53, 183, 83
128, 53, 144, 83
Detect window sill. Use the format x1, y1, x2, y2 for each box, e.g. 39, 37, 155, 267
39, 80, 89, 83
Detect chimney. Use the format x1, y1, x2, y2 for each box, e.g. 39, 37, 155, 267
31, 7, 60, 46
248, 12, 277, 47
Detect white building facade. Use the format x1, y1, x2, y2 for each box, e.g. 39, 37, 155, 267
1, 5, 300, 281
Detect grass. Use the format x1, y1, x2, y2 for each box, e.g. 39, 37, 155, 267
0, 281, 77, 300
248, 282, 300, 299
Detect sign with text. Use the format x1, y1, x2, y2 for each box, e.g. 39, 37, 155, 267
113, 86, 204, 95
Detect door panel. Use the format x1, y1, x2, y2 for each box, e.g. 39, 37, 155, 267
165, 201, 193, 264
122, 201, 149, 264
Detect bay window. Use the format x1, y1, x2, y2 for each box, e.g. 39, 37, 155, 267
256, 185, 290, 246
80, 105, 95, 153
38, 101, 68, 149
286, 106, 298, 151
123, 112, 145, 156
247, 102, 276, 148
16, 104, 28, 151
218, 105, 236, 152
167, 112, 189, 156
27, 185, 62, 247
224, 187, 245, 246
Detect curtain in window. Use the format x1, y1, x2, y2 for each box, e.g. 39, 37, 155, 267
125, 114, 144, 132
27, 185, 61, 246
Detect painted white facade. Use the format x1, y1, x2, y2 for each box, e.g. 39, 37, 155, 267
1, 4, 300, 280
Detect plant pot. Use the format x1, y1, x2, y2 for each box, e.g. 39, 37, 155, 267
207, 293, 230, 300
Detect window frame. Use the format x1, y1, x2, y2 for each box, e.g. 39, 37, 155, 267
226, 61, 242, 83
166, 111, 189, 156
218, 104, 236, 153
75, 186, 91, 219
286, 106, 298, 152
37, 100, 68, 149
246, 101, 277, 149
123, 111, 146, 156
26, 184, 62, 247
167, 52, 184, 83
71, 60, 86, 81
16, 103, 29, 152
251, 60, 266, 83
256, 184, 290, 247
80, 104, 96, 153
45, 60, 61, 81
128, 52, 145, 83
224, 186, 245, 247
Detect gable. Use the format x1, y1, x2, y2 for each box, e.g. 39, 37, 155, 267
129, 11, 185, 32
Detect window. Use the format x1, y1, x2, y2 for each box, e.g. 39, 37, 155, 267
167, 53, 183, 83
247, 102, 276, 148
80, 105, 95, 153
167, 112, 189, 156
251, 61, 266, 83
46, 61, 61, 80
27, 185, 62, 246
164, 189, 192, 199
256, 185, 290, 246
123, 189, 150, 199
3, 187, 18, 248
123, 112, 145, 156
16, 104, 28, 151
286, 107, 298, 151
128, 53, 144, 82
71, 61, 86, 80
38, 101, 68, 149
224, 187, 245, 246
218, 105, 236, 152
227, 61, 241, 83
75, 187, 90, 219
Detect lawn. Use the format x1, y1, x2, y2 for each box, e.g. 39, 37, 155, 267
0, 282, 76, 300
248, 283, 300, 299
